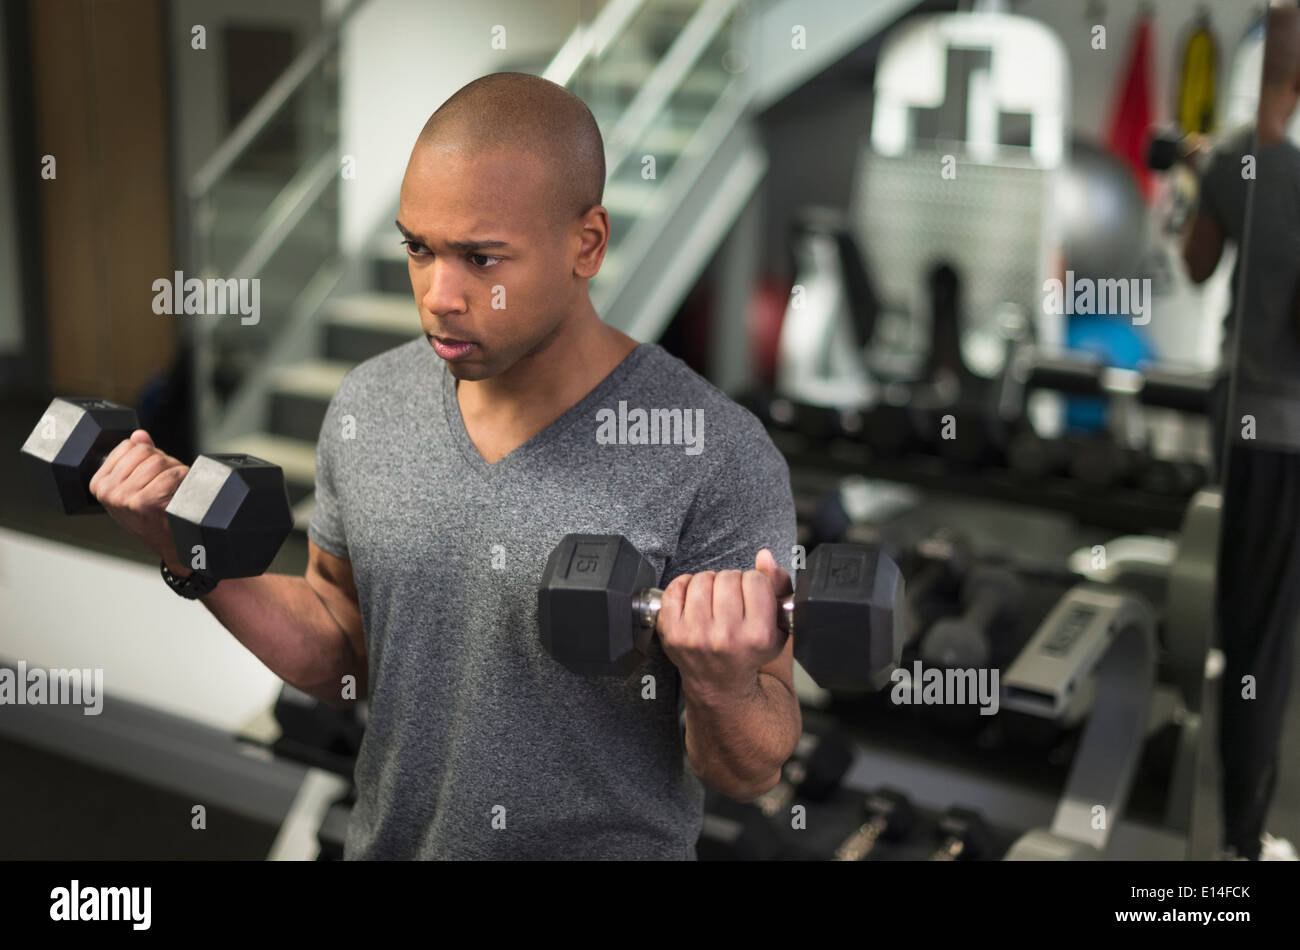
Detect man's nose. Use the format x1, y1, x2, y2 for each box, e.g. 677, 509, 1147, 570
419, 258, 467, 316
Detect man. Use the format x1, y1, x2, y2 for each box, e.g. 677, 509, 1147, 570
89, 72, 802, 858
1182, 4, 1300, 861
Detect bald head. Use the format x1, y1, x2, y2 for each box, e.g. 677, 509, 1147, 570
397, 73, 612, 382
1264, 4, 1300, 88
414, 72, 604, 229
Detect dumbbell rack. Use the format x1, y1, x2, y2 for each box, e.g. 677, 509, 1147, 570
776, 428, 1192, 535
700, 486, 1222, 860
700, 774, 1026, 860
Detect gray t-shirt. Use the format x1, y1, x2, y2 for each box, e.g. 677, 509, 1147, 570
308, 338, 796, 859
1201, 125, 1300, 452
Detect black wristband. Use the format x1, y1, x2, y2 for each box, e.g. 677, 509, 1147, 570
160, 560, 220, 599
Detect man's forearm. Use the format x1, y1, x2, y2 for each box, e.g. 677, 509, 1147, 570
682, 672, 801, 801
195, 575, 365, 705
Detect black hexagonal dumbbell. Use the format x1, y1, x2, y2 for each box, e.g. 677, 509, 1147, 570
930, 806, 992, 861
833, 786, 916, 861
163, 453, 293, 578
20, 396, 292, 579
919, 565, 1024, 669
19, 397, 140, 514
537, 534, 905, 691
752, 728, 854, 818
904, 529, 974, 643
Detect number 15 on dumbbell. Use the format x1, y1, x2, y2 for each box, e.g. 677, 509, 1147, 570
537, 534, 906, 691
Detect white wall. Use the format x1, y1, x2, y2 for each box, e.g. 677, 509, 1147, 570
0, 529, 281, 733
337, 0, 600, 256
1016, 0, 1262, 140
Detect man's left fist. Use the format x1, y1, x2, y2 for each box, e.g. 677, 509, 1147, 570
657, 549, 792, 698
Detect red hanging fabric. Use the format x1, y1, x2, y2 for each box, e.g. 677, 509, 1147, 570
1106, 13, 1157, 202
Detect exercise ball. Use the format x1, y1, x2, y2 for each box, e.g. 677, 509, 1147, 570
1057, 138, 1148, 282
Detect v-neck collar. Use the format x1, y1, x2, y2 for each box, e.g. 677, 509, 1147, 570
440, 342, 651, 476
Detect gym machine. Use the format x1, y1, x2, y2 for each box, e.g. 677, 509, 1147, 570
698, 482, 1222, 860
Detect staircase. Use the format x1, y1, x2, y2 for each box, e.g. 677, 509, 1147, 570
183, 0, 919, 532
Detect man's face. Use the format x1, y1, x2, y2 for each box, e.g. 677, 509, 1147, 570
397, 145, 578, 380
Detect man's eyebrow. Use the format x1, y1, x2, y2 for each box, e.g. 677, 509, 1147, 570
394, 220, 511, 251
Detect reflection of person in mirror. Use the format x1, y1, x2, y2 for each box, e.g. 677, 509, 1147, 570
1182, 5, 1300, 861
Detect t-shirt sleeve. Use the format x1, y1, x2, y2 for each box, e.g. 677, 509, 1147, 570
307, 381, 350, 560
1195, 137, 1244, 239
662, 412, 798, 584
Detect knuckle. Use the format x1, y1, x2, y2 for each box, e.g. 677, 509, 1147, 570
660, 577, 686, 605
745, 622, 774, 649
658, 620, 686, 647
690, 572, 716, 596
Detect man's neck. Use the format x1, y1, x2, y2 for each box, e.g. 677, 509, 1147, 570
457, 306, 638, 424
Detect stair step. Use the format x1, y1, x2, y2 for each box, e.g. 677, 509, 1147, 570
323, 293, 420, 361
602, 178, 664, 217
371, 245, 410, 296
598, 59, 731, 98
273, 360, 353, 400
324, 293, 417, 331
268, 360, 352, 442
214, 433, 317, 488
639, 121, 698, 156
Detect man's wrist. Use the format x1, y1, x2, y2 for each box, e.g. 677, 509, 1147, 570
160, 560, 219, 599
163, 558, 193, 579
681, 670, 763, 710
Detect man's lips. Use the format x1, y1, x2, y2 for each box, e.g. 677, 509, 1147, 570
429, 335, 477, 360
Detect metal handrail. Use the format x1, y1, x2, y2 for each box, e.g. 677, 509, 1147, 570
604, 0, 743, 177
190, 0, 635, 277
231, 149, 339, 278
542, 0, 649, 87
187, 0, 368, 203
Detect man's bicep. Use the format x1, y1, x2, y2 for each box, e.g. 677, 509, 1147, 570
666, 436, 797, 581
1182, 212, 1225, 284
306, 540, 366, 676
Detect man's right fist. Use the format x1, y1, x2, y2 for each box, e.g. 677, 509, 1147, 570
22, 396, 294, 580
88, 430, 192, 575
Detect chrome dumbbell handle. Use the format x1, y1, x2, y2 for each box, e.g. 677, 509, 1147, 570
629, 587, 797, 653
